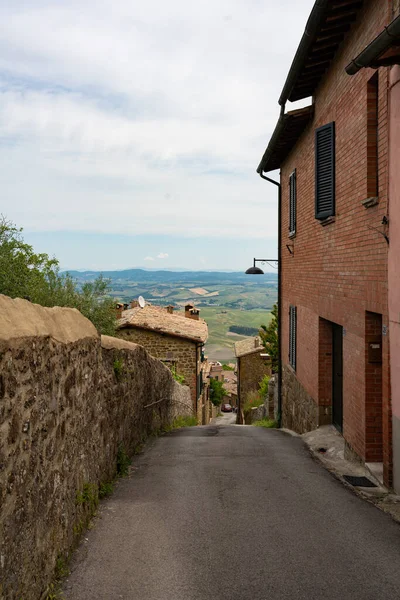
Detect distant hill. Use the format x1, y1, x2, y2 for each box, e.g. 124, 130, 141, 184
65, 268, 278, 285
63, 267, 277, 363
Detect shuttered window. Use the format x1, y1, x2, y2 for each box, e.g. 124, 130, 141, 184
289, 305, 297, 370
315, 122, 335, 220
289, 169, 296, 236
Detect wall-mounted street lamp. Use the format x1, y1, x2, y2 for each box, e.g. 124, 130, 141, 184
245, 258, 279, 275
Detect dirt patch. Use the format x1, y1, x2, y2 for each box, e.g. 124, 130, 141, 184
189, 287, 209, 295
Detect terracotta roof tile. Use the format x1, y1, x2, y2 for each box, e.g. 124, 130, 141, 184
118, 305, 208, 343
234, 336, 266, 358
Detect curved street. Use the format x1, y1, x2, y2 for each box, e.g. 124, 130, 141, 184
63, 422, 400, 600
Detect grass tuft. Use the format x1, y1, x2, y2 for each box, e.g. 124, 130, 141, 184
99, 481, 115, 499
116, 445, 131, 477
253, 418, 278, 428
162, 415, 198, 432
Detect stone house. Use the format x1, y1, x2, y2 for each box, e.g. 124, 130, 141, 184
222, 377, 238, 408
257, 0, 394, 487
209, 362, 224, 382
234, 337, 271, 416
117, 304, 209, 423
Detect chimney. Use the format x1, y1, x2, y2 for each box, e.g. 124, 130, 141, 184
188, 308, 200, 321
255, 337, 259, 348
115, 304, 123, 319
166, 305, 174, 314
185, 304, 194, 318
130, 300, 139, 309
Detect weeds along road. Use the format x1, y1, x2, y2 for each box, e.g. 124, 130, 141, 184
63, 423, 400, 600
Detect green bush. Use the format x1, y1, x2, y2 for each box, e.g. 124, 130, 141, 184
259, 303, 278, 372
0, 216, 117, 335
209, 378, 227, 406
259, 374, 271, 399
170, 365, 185, 385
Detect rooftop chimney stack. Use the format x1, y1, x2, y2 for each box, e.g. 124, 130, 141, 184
130, 300, 139, 309
185, 304, 194, 318
115, 303, 124, 319
166, 305, 174, 314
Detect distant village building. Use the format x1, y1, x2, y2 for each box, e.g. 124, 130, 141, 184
222, 376, 238, 408
235, 337, 271, 417
208, 362, 238, 408
116, 303, 209, 423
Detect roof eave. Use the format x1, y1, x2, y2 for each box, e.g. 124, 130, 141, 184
236, 347, 269, 359
118, 322, 207, 344
279, 0, 330, 105
257, 105, 314, 174
346, 13, 400, 75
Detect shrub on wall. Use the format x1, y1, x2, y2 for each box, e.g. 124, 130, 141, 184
0, 216, 117, 335
259, 303, 278, 372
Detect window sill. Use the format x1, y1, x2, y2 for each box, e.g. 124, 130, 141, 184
319, 216, 335, 227
361, 196, 379, 209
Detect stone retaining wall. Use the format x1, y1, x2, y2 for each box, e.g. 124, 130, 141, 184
0, 296, 192, 600
282, 365, 322, 433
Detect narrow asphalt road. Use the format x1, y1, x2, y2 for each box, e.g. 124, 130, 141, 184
63, 424, 400, 600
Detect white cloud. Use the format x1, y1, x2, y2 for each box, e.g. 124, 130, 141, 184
0, 0, 315, 240
157, 253, 169, 259
144, 256, 155, 261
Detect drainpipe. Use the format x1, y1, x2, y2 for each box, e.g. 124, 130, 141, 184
258, 171, 282, 427
196, 342, 201, 416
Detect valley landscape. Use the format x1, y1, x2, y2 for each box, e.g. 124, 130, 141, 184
69, 269, 277, 362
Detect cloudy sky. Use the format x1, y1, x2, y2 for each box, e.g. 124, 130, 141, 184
0, 0, 314, 272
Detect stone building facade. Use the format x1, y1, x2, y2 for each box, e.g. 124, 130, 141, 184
117, 304, 209, 423
257, 0, 393, 486
235, 337, 272, 417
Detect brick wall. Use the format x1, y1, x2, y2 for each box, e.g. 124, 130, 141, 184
117, 328, 199, 411
279, 0, 391, 483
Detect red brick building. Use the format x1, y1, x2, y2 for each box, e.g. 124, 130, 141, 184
345, 6, 400, 492
257, 0, 394, 487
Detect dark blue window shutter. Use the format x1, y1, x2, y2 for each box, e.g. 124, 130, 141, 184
315, 122, 335, 219
289, 169, 296, 235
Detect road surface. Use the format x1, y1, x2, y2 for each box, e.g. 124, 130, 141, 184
63, 423, 400, 600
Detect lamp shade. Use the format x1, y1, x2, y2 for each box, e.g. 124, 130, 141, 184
245, 265, 264, 275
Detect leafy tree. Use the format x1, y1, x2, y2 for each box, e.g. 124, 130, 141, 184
0, 216, 117, 335
259, 374, 271, 399
229, 325, 259, 336
259, 303, 278, 372
209, 378, 227, 406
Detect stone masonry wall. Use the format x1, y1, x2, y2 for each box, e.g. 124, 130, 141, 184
238, 352, 271, 404
282, 365, 331, 434
118, 328, 198, 409
0, 296, 192, 600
